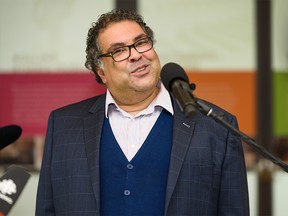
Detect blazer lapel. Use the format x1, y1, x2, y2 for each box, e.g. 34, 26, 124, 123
165, 102, 196, 214
83, 94, 106, 213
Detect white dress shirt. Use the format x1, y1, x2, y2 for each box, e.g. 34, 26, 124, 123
105, 82, 173, 161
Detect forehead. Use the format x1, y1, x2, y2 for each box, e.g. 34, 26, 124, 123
98, 20, 146, 48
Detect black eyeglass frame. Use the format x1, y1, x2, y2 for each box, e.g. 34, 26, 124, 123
97, 37, 154, 62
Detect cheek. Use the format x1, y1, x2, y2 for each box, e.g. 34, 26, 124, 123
99, 61, 119, 84
146, 50, 161, 70
101, 68, 127, 87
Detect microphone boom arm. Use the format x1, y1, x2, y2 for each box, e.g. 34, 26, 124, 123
194, 97, 288, 173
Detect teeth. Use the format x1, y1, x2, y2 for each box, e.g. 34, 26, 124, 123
136, 67, 145, 72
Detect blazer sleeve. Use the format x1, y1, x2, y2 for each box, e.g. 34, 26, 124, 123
217, 115, 250, 215
35, 112, 55, 215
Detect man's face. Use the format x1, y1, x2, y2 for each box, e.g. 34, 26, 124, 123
97, 20, 161, 100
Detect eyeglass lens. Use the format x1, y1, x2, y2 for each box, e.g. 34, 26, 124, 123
112, 38, 153, 62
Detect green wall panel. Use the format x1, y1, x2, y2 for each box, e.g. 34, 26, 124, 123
273, 72, 288, 136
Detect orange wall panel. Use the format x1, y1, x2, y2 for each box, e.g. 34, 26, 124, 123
187, 71, 256, 137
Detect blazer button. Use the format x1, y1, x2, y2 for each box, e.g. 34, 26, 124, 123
124, 190, 131, 196
127, 164, 133, 170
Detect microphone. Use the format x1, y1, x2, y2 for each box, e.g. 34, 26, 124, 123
0, 125, 22, 151
161, 62, 197, 117
0, 165, 31, 215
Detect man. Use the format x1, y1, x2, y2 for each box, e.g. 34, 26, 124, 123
36, 9, 249, 215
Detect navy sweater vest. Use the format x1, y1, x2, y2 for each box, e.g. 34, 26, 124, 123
100, 110, 173, 216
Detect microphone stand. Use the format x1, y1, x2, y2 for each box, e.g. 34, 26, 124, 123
191, 88, 288, 173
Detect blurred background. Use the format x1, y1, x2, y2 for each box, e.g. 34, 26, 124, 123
0, 0, 287, 215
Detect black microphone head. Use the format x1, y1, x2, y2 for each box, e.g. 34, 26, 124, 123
0, 125, 22, 150
0, 165, 31, 215
160, 62, 189, 91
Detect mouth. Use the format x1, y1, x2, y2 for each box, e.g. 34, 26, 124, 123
131, 65, 149, 74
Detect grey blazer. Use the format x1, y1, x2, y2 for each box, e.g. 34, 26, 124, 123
36, 94, 249, 215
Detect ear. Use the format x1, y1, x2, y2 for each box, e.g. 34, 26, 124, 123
97, 68, 107, 84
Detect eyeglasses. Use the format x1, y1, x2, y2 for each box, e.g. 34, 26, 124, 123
98, 37, 153, 62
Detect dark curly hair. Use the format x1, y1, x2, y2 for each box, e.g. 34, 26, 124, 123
85, 9, 155, 84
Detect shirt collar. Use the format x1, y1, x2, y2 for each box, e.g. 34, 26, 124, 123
105, 82, 174, 118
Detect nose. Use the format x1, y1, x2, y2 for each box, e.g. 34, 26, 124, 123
128, 46, 142, 62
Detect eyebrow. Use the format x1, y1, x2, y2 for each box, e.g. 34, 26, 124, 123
106, 33, 147, 52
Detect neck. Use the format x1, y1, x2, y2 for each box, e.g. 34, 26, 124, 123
114, 87, 159, 116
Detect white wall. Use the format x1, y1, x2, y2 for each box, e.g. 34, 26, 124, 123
0, 0, 256, 72
140, 0, 255, 70
0, 0, 114, 71
1, 0, 287, 72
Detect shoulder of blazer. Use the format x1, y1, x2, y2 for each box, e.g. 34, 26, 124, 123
195, 97, 236, 122
172, 96, 236, 124
51, 94, 106, 117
